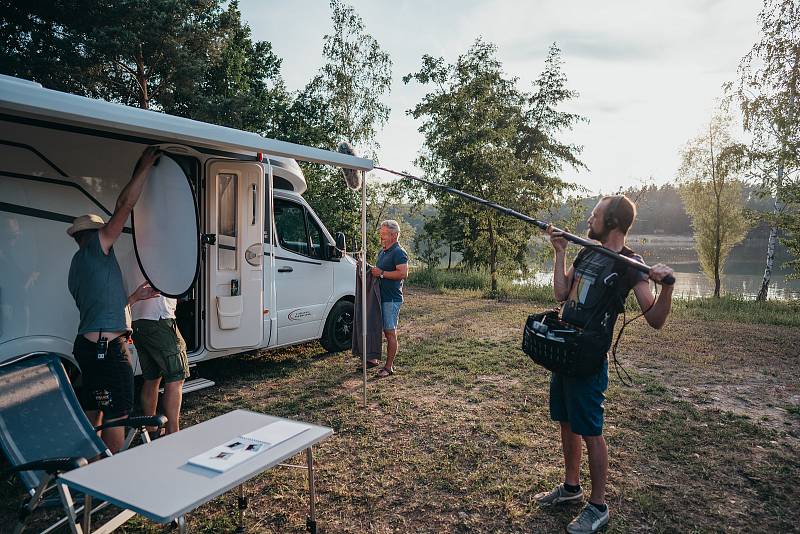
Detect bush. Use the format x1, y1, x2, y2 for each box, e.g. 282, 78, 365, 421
408, 267, 556, 304
407, 267, 491, 291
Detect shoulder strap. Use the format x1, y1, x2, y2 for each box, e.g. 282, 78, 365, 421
573, 248, 590, 270
608, 246, 638, 312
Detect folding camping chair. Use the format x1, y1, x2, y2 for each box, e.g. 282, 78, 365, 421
0, 352, 167, 534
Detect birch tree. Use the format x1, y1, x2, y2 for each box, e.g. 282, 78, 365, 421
298, 0, 392, 250
678, 113, 750, 297
729, 0, 800, 300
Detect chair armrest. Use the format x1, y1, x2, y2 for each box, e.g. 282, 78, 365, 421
96, 415, 168, 432
9, 457, 88, 475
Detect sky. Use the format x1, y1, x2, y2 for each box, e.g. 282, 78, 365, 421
239, 0, 762, 194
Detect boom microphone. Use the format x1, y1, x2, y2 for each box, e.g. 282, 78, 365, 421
336, 141, 363, 190
373, 165, 675, 286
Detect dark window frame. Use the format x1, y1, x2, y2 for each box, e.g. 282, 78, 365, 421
273, 198, 331, 260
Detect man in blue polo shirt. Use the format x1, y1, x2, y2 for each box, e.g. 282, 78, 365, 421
370, 220, 409, 378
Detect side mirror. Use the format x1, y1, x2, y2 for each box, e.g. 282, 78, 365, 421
334, 232, 346, 258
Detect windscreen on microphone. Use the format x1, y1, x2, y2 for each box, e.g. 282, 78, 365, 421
336, 141, 363, 190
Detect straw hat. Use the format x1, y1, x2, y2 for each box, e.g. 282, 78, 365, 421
66, 214, 105, 236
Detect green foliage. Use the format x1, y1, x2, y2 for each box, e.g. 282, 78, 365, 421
779, 181, 800, 278
318, 0, 392, 156
678, 113, 750, 297
407, 267, 556, 304
413, 217, 448, 269
171, 3, 289, 133
0, 0, 286, 126
408, 267, 491, 291
728, 0, 800, 296
293, 0, 393, 256
404, 40, 584, 291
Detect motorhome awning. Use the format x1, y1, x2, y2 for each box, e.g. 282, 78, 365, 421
0, 74, 373, 172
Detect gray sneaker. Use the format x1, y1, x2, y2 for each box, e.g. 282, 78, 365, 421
533, 483, 583, 506
566, 503, 609, 533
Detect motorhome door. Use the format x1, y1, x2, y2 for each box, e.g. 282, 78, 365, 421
206, 160, 264, 350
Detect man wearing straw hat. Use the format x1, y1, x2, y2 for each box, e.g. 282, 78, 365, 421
66, 146, 161, 453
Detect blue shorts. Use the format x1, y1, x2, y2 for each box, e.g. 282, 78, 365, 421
381, 301, 402, 331
549, 361, 608, 436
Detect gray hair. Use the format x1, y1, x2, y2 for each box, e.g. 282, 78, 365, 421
380, 219, 400, 234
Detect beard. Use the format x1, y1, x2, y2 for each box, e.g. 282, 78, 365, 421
587, 226, 607, 241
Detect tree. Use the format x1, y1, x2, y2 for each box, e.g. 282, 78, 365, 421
0, 0, 287, 128
780, 182, 800, 278
298, 0, 393, 252
678, 113, 750, 297
728, 0, 800, 300
317, 0, 392, 155
405, 40, 583, 290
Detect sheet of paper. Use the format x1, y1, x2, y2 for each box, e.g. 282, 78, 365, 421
241, 420, 309, 447
187, 437, 265, 473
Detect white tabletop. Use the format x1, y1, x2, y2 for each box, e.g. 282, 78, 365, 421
59, 409, 333, 523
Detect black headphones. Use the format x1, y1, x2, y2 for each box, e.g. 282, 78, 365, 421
604, 196, 623, 231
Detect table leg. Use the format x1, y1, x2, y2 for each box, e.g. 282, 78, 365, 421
306, 447, 317, 534
235, 483, 248, 534
176, 516, 186, 534
82, 494, 92, 533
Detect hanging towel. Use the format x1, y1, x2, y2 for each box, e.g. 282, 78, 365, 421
352, 264, 383, 359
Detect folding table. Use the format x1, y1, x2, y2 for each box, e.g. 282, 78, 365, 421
59, 409, 333, 533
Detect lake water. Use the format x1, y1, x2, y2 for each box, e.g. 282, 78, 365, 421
517, 234, 800, 300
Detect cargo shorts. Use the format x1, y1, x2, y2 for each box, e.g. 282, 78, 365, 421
131, 318, 190, 383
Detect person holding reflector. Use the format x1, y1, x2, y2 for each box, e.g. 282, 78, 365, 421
66, 146, 161, 453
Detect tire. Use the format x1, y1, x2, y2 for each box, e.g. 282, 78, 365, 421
320, 299, 354, 353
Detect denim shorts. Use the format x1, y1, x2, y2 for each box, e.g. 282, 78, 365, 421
381, 300, 402, 331
549, 361, 609, 436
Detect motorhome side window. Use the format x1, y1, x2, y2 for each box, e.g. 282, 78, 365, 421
306, 212, 325, 259
274, 199, 326, 259
218, 173, 237, 270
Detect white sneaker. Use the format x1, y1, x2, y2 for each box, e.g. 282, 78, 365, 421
533, 483, 583, 506
566, 503, 609, 533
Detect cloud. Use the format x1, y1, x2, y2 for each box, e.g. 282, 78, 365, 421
509, 30, 662, 62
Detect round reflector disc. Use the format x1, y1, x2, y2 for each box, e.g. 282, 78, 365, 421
132, 155, 199, 297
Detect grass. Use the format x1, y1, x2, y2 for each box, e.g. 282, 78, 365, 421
671, 294, 800, 326
1, 288, 797, 533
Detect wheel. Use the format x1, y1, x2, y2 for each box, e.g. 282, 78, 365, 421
320, 299, 354, 353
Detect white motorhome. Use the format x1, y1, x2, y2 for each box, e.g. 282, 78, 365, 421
0, 74, 371, 388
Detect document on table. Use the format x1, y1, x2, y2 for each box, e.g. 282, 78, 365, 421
187, 420, 310, 473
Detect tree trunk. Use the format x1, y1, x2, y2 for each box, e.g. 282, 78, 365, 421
710, 123, 722, 298
757, 82, 793, 300
136, 44, 149, 110
447, 242, 452, 270
488, 216, 498, 292
757, 221, 778, 301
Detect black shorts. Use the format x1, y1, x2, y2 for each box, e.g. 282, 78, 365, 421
73, 335, 134, 419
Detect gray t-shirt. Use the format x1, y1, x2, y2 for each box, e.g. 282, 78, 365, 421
68, 231, 130, 335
